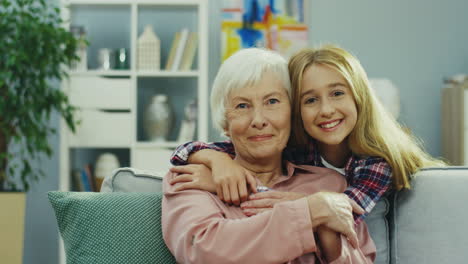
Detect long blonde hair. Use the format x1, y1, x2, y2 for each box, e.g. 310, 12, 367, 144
288, 44, 445, 190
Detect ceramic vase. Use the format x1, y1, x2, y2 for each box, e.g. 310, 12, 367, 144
144, 94, 173, 141
94, 153, 120, 180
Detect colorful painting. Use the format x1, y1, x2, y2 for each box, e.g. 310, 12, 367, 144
221, 0, 308, 61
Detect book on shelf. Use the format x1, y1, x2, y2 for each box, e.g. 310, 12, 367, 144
80, 168, 92, 192
72, 169, 84, 192
179, 32, 198, 71
165, 28, 191, 71
165, 31, 181, 70
72, 164, 99, 192
84, 164, 96, 191
171, 28, 189, 71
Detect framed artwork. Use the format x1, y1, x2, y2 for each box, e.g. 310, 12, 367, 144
221, 0, 308, 61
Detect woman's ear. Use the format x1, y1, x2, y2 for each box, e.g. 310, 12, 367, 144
223, 127, 230, 138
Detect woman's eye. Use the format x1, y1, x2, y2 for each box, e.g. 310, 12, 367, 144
267, 98, 279, 104
236, 103, 248, 109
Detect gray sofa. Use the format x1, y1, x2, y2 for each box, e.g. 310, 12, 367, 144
101, 166, 468, 264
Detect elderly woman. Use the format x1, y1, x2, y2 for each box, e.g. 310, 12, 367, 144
161, 48, 376, 264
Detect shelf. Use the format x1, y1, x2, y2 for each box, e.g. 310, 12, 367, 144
135, 141, 183, 148
137, 70, 199, 77
66, 0, 204, 6
60, 1, 208, 263
69, 70, 199, 77
70, 70, 132, 77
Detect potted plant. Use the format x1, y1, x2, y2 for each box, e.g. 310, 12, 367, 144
0, 0, 79, 262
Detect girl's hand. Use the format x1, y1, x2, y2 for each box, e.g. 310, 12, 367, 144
307, 192, 365, 249
240, 191, 306, 216
169, 164, 217, 193
211, 158, 257, 205
316, 226, 341, 262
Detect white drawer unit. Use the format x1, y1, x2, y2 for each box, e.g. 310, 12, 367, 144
68, 109, 133, 147
68, 76, 132, 109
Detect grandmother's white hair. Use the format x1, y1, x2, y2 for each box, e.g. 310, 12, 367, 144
210, 48, 291, 134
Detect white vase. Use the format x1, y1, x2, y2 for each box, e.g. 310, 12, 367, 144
94, 153, 120, 180
144, 95, 173, 141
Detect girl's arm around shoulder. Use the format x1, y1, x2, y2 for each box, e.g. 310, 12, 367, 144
345, 156, 392, 223
170, 141, 235, 165
162, 174, 317, 264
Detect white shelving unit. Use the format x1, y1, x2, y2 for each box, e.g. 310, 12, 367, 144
58, 0, 208, 262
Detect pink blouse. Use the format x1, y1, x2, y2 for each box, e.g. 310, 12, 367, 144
162, 162, 376, 264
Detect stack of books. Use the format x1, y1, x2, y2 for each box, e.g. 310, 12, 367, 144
165, 28, 198, 71
72, 164, 104, 192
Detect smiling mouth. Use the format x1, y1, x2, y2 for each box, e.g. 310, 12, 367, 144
248, 135, 273, 141
319, 120, 342, 129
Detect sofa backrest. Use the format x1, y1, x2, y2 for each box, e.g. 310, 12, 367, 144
365, 197, 390, 264
390, 167, 468, 264
101, 167, 164, 193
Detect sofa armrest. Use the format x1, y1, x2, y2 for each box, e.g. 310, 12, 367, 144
391, 167, 468, 264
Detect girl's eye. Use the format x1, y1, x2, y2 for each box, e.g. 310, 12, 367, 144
304, 97, 317, 104
236, 103, 248, 109
267, 98, 279, 104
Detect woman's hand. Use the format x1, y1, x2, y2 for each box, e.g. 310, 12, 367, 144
307, 192, 364, 249
210, 157, 257, 205
169, 164, 217, 193
240, 191, 306, 216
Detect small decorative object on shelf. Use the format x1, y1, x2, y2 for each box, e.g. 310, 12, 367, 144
137, 25, 160, 70
114, 48, 130, 70
144, 94, 174, 142
177, 99, 197, 142
98, 48, 113, 70
94, 153, 121, 190
70, 25, 88, 71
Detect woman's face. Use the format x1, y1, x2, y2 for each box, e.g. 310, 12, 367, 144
300, 64, 358, 149
224, 71, 291, 162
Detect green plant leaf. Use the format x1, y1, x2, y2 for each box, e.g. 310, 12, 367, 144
0, 0, 80, 191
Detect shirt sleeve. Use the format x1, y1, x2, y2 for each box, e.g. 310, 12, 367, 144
327, 221, 376, 264
170, 141, 236, 165
344, 157, 392, 223
161, 172, 317, 264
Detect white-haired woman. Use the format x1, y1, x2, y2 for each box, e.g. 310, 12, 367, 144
161, 48, 376, 264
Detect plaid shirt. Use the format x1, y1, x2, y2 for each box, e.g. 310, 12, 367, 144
171, 140, 392, 224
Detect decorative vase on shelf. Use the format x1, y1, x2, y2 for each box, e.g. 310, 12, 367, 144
137, 25, 160, 70
144, 94, 173, 142
177, 99, 197, 142
94, 153, 120, 190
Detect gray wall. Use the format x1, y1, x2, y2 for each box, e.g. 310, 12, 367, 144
23, 0, 468, 263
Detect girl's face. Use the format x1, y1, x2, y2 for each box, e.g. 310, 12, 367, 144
300, 64, 358, 149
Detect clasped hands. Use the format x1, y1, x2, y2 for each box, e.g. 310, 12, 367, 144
169, 163, 364, 248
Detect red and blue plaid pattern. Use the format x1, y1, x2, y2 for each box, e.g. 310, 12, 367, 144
171, 140, 392, 224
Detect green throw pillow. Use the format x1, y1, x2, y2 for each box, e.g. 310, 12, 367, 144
48, 191, 176, 264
